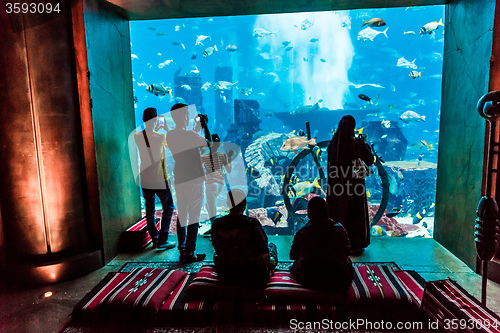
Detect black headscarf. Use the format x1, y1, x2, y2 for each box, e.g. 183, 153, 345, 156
328, 115, 356, 168
308, 197, 330, 224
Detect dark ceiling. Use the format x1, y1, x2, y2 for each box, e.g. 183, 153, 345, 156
102, 0, 449, 20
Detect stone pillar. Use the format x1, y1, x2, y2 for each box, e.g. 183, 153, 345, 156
0, 1, 102, 283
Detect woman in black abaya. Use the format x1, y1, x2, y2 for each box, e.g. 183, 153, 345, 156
327, 115, 374, 253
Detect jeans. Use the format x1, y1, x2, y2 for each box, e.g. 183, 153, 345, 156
205, 181, 223, 222
175, 180, 203, 256
142, 181, 174, 244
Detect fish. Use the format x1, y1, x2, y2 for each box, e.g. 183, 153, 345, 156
172, 42, 180, 46
280, 136, 317, 153
348, 82, 385, 89
264, 111, 274, 118
315, 147, 324, 162
397, 171, 404, 179
240, 87, 252, 95
320, 58, 326, 63
146, 27, 156, 31
285, 46, 293, 52
357, 27, 389, 41
174, 97, 186, 104
264, 72, 280, 83
420, 18, 444, 35
174, 24, 185, 31
413, 203, 435, 224
158, 59, 174, 69
404, 31, 416, 35
186, 68, 200, 76
362, 18, 386, 27
310, 38, 319, 42
275, 200, 284, 206
156, 32, 166, 36
356, 127, 364, 135
381, 119, 391, 128
358, 94, 372, 104
213, 81, 238, 91
226, 44, 239, 51
131, 54, 139, 59
280, 174, 299, 185
293, 102, 320, 115
381, 134, 388, 139
396, 57, 417, 69
301, 18, 314, 30
293, 178, 325, 197
409, 71, 422, 79
201, 82, 211, 92
421, 140, 433, 149
147, 84, 172, 97
195, 35, 211, 46
366, 190, 371, 198
191, 54, 197, 60
246, 167, 261, 178
266, 208, 283, 224
386, 208, 402, 218
282, 41, 291, 47
181, 84, 192, 91
366, 113, 378, 117
203, 45, 218, 57
253, 28, 276, 37
400, 110, 426, 122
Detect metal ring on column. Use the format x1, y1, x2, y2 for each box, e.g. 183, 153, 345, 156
477, 91, 500, 121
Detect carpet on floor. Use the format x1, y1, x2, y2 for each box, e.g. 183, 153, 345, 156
61, 261, 426, 333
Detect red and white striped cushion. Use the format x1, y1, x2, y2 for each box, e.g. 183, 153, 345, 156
74, 268, 186, 315
422, 279, 500, 333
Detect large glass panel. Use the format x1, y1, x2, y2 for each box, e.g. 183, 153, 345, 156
130, 5, 444, 239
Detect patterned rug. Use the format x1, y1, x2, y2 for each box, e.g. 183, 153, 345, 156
61, 261, 415, 333
119, 261, 400, 273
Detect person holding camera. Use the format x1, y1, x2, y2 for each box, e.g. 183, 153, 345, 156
134, 107, 175, 250
200, 134, 234, 236
166, 103, 211, 263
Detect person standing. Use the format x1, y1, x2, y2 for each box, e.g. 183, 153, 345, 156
200, 134, 234, 236
166, 103, 210, 263
327, 115, 374, 253
134, 107, 175, 250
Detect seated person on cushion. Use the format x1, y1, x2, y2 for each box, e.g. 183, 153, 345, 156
211, 189, 278, 288
290, 197, 354, 293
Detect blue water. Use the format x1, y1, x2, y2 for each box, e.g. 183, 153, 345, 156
130, 5, 445, 238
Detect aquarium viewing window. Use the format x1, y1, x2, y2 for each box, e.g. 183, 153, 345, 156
130, 5, 444, 239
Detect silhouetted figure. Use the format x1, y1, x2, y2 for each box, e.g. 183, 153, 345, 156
290, 197, 353, 293
200, 134, 234, 236
211, 189, 278, 288
327, 115, 374, 253
166, 103, 210, 263
134, 108, 175, 250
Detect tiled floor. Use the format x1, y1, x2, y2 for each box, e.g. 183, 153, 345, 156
1, 237, 499, 333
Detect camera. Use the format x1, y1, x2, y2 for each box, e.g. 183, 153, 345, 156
157, 115, 165, 127
195, 114, 209, 124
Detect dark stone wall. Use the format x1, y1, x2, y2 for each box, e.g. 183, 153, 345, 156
435, 0, 495, 269
83, 0, 141, 262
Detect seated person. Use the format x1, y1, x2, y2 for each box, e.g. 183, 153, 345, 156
211, 189, 278, 288
290, 197, 354, 293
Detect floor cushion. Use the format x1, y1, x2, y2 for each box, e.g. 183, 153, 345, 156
73, 268, 186, 318
184, 265, 266, 301
421, 278, 500, 333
